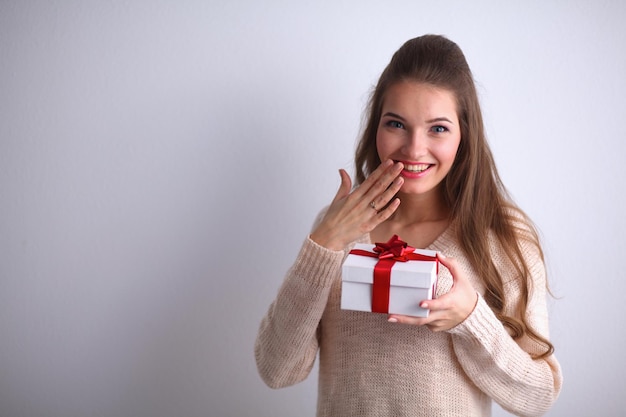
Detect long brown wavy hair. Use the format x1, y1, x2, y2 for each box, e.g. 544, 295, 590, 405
355, 35, 554, 359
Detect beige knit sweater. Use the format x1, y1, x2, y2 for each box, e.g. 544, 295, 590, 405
255, 220, 562, 417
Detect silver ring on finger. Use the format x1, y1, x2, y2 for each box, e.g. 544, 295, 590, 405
369, 201, 377, 211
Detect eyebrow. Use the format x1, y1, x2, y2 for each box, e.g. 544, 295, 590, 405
426, 117, 455, 124
382, 112, 455, 125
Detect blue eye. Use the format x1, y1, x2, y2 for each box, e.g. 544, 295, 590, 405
432, 125, 448, 133
386, 120, 404, 129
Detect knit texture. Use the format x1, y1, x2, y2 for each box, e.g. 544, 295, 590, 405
255, 218, 562, 417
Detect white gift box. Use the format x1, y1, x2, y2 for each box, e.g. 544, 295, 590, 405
341, 243, 438, 317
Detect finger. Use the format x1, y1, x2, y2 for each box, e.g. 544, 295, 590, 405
419, 296, 448, 312
359, 164, 403, 214
331, 169, 352, 204
369, 175, 404, 213
358, 159, 401, 197
370, 196, 401, 223
387, 314, 429, 326
436, 252, 454, 273
341, 160, 399, 214
387, 313, 446, 331
436, 253, 463, 285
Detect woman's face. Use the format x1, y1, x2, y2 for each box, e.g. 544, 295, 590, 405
376, 81, 461, 198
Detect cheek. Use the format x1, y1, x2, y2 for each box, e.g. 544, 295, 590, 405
375, 132, 386, 158
375, 128, 400, 159
441, 137, 461, 164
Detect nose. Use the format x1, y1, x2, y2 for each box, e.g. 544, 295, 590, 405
402, 129, 427, 159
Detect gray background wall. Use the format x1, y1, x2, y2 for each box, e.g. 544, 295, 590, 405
1, 1, 625, 416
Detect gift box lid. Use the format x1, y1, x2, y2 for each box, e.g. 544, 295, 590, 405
342, 243, 438, 288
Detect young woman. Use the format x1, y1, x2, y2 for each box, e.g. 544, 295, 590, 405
255, 34, 562, 417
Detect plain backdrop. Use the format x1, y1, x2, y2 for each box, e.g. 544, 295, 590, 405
1, 1, 625, 416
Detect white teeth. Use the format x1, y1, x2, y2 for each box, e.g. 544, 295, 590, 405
404, 164, 430, 172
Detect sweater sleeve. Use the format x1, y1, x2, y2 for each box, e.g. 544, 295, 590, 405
446, 242, 563, 416
254, 236, 345, 389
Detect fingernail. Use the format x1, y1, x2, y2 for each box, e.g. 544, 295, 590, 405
420, 302, 428, 309
388, 317, 398, 323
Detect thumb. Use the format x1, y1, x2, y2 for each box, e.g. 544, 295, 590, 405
331, 169, 352, 203
437, 253, 462, 285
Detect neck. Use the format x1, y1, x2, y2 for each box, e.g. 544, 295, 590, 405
391, 189, 450, 225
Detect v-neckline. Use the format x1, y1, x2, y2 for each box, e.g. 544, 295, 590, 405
365, 222, 453, 250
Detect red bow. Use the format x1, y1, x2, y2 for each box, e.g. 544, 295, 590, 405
373, 235, 415, 261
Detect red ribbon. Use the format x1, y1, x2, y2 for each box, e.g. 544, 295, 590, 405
349, 235, 438, 314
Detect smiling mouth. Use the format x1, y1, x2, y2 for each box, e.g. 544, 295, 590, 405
403, 163, 431, 173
